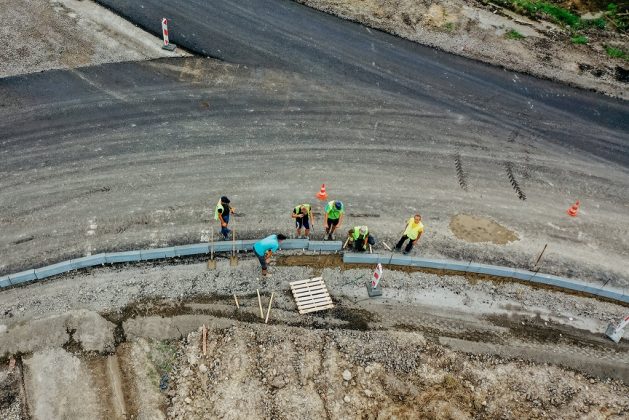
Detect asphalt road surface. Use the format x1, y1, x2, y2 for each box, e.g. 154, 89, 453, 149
94, 0, 628, 164
0, 1, 628, 287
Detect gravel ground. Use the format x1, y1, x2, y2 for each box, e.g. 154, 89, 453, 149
0, 0, 187, 78
167, 324, 629, 419
1, 255, 626, 342
1, 257, 628, 418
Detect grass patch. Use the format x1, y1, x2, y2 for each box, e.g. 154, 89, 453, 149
606, 2, 629, 31
509, 0, 580, 27
488, 0, 626, 30
150, 340, 178, 374
571, 34, 589, 44
443, 22, 456, 32
605, 45, 627, 59
505, 29, 525, 39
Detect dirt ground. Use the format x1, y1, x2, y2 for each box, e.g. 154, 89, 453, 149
449, 214, 519, 244
0, 0, 187, 78
295, 0, 628, 99
1, 258, 628, 418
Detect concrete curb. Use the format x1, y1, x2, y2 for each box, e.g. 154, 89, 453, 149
342, 253, 629, 304
1, 241, 626, 306
0, 239, 331, 289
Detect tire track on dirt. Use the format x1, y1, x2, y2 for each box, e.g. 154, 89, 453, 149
504, 161, 526, 200
453, 152, 469, 191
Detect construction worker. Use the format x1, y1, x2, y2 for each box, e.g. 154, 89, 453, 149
291, 204, 313, 238
395, 214, 424, 254
346, 225, 375, 252
253, 234, 287, 277
214, 196, 235, 240
323, 200, 345, 240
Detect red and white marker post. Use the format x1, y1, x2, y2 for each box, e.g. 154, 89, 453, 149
161, 18, 177, 51
366, 263, 383, 297
606, 314, 629, 343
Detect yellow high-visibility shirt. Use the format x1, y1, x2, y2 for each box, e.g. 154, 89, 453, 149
404, 218, 424, 240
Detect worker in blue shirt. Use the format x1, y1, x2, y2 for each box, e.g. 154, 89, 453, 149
253, 234, 287, 277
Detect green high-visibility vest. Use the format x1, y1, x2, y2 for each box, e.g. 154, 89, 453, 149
325, 201, 344, 220
352, 226, 368, 240
294, 204, 311, 215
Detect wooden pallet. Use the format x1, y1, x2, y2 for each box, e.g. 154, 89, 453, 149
289, 277, 334, 314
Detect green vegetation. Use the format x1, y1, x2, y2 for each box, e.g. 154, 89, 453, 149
605, 45, 627, 59
606, 3, 628, 31
151, 340, 178, 373
443, 22, 456, 32
571, 35, 589, 44
488, 0, 629, 31
505, 29, 525, 39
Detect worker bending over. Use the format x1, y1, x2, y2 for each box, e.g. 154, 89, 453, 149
395, 214, 424, 254
347, 225, 376, 252
214, 196, 235, 240
324, 200, 345, 240
253, 234, 287, 277
291, 203, 313, 238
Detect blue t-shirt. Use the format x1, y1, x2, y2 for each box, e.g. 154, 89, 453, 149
254, 235, 279, 256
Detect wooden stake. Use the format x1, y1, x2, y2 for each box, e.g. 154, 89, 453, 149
382, 242, 392, 251
202, 324, 207, 356
343, 237, 350, 249
233, 294, 239, 309
257, 289, 264, 319
265, 292, 275, 324
211, 228, 214, 259
369, 244, 373, 254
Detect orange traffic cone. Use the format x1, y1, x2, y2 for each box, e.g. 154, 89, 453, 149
567, 200, 580, 217
316, 184, 328, 201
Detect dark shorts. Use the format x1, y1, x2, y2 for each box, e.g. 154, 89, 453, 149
327, 218, 339, 227
255, 251, 268, 270
295, 216, 310, 229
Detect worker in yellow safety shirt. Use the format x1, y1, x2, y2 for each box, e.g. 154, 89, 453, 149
395, 214, 424, 254
346, 225, 376, 252
291, 204, 313, 238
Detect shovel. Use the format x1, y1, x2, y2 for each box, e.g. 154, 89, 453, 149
207, 228, 216, 269
230, 227, 238, 267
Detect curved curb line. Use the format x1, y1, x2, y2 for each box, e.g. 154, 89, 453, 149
0, 239, 315, 288
1, 241, 626, 305
342, 253, 629, 304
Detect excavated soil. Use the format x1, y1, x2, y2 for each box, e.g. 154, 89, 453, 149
2, 260, 629, 418
449, 214, 519, 244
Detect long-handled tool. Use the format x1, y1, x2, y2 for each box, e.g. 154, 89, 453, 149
207, 228, 216, 269
230, 226, 238, 267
